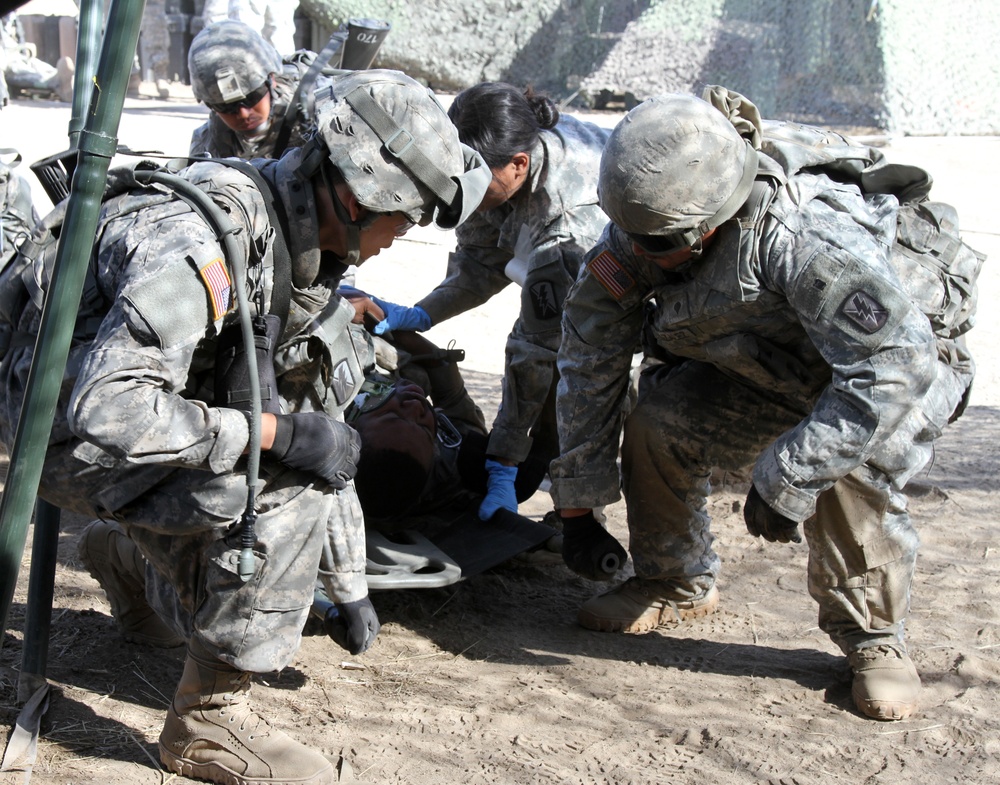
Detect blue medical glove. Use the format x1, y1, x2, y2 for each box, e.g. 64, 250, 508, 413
478, 459, 519, 520
370, 297, 432, 335
743, 485, 802, 544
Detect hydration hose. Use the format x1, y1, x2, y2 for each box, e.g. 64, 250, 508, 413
132, 168, 262, 581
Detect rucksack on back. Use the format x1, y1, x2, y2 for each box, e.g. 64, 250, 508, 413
759, 120, 986, 342
892, 200, 983, 339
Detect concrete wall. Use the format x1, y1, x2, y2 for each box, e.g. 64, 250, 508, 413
299, 0, 1000, 134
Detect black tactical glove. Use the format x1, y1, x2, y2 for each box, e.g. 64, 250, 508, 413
743, 485, 802, 543
269, 412, 361, 489
324, 596, 381, 655
560, 510, 627, 581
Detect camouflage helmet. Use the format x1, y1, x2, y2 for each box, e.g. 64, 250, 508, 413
598, 93, 758, 252
299, 69, 490, 231
188, 20, 282, 107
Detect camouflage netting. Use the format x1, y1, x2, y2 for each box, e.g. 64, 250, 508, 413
299, 0, 1000, 135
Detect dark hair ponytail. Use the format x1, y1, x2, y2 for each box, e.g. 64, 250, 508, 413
524, 87, 559, 131
448, 82, 560, 169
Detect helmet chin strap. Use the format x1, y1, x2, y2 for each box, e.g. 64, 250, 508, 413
688, 234, 708, 260
321, 161, 362, 266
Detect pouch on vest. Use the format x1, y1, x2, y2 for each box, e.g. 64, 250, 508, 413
215, 314, 283, 414
892, 200, 984, 340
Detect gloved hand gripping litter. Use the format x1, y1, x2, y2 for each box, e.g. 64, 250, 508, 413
269, 412, 361, 489
324, 596, 381, 655
560, 510, 627, 581
743, 484, 802, 543
370, 296, 432, 335
477, 459, 519, 520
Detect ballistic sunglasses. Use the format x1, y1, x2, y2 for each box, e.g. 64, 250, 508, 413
206, 80, 271, 115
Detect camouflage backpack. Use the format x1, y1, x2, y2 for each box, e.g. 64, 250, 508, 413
758, 120, 985, 341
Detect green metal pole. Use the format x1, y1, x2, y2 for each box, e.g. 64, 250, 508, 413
0, 0, 146, 655
16, 0, 110, 701
18, 500, 60, 701
68, 0, 105, 148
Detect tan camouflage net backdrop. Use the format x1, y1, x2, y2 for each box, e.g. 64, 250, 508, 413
20, 0, 997, 135
297, 0, 1000, 135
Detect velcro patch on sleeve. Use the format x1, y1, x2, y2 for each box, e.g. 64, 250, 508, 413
124, 256, 216, 349
587, 250, 635, 300
198, 256, 233, 322
795, 249, 910, 352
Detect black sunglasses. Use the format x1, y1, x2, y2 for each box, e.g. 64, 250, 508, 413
626, 230, 693, 256
206, 80, 271, 115
344, 375, 398, 423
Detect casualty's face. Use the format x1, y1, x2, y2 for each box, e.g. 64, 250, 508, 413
349, 380, 437, 470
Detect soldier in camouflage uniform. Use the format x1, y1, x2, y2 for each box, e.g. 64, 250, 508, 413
550, 89, 978, 722
187, 19, 326, 160
0, 149, 37, 266
139, 0, 171, 98
0, 70, 488, 785
369, 82, 611, 521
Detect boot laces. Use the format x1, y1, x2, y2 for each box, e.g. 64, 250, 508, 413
853, 644, 905, 663
218, 672, 273, 739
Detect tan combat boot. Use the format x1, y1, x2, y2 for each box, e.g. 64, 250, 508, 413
159, 641, 334, 785
578, 577, 720, 633
848, 643, 921, 720
78, 520, 184, 647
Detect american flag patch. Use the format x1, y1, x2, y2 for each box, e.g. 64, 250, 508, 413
199, 257, 232, 321
588, 250, 635, 300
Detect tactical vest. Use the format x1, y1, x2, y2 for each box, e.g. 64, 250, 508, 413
0, 160, 366, 419
0, 166, 181, 360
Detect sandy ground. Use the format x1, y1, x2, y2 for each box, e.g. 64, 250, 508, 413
1, 88, 1000, 785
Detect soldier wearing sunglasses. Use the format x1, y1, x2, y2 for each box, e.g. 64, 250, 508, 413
188, 19, 330, 160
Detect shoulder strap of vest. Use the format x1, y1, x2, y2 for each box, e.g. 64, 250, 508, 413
215, 159, 292, 335
760, 120, 933, 203
729, 167, 783, 270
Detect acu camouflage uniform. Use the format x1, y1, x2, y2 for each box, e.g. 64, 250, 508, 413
0, 152, 37, 266
550, 120, 977, 655
189, 51, 330, 160
416, 114, 610, 463
0, 149, 366, 673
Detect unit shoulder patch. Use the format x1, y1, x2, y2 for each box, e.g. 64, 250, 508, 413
529, 279, 560, 320
840, 289, 889, 334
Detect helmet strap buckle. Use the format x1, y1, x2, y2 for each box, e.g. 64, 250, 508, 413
384, 128, 415, 157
